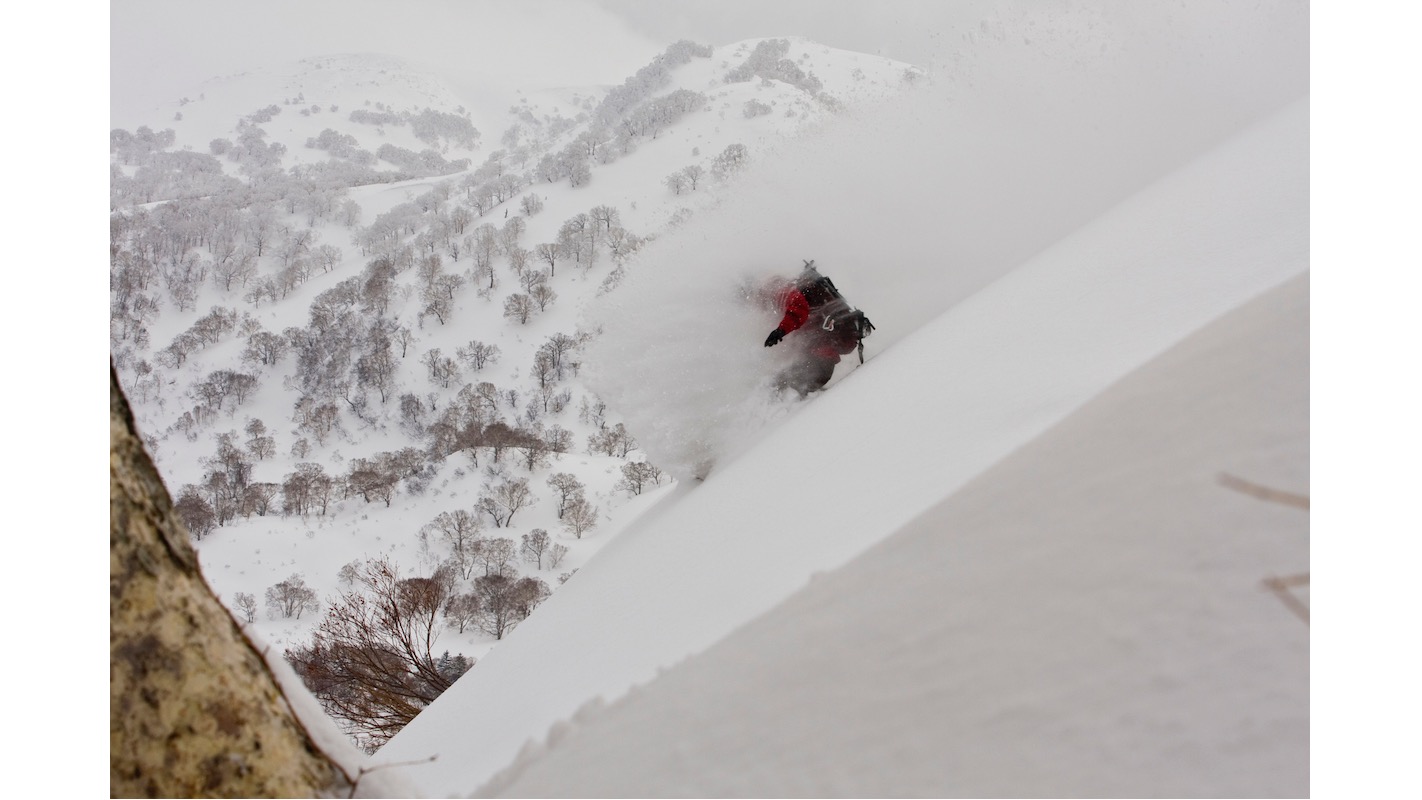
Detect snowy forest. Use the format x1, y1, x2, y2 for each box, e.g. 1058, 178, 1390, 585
111, 30, 925, 755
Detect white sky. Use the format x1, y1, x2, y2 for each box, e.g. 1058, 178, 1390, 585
591, 0, 988, 65
109, 0, 994, 125
109, 0, 662, 124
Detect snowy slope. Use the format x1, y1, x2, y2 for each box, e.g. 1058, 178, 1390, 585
480, 271, 1309, 798
152, 53, 488, 171
114, 37, 919, 666
377, 96, 1308, 796
570, 2, 1309, 483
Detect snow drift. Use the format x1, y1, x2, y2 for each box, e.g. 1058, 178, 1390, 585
481, 271, 1309, 798
380, 90, 1308, 796
373, 3, 1307, 795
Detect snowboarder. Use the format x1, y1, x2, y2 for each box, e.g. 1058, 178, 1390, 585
762, 261, 874, 397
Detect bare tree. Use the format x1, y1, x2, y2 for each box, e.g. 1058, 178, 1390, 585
664, 170, 689, 195
242, 482, 281, 517
580, 396, 608, 430
476, 537, 518, 577
449, 205, 474, 236
468, 575, 516, 639
531, 350, 558, 393
545, 472, 585, 519
295, 400, 341, 447
711, 142, 749, 180
424, 509, 485, 579
233, 592, 259, 623
503, 293, 536, 324
443, 592, 481, 633
245, 418, 276, 459
282, 462, 332, 516
398, 393, 427, 434
520, 529, 551, 569
606, 226, 641, 259
356, 336, 399, 402
416, 253, 445, 294
394, 325, 416, 358
265, 574, 320, 619
285, 559, 459, 750
422, 348, 461, 388
472, 226, 499, 281
500, 216, 526, 251
508, 245, 531, 276
543, 423, 574, 454
346, 457, 399, 506
534, 241, 563, 276
538, 333, 581, 380
422, 292, 452, 325
339, 198, 363, 227
513, 576, 551, 619
337, 560, 361, 586
513, 428, 551, 472
519, 266, 548, 294
456, 340, 501, 371
435, 272, 465, 299
469, 573, 546, 640
476, 421, 522, 465
530, 283, 557, 312
681, 164, 705, 190
475, 476, 536, 527
315, 243, 343, 272
588, 422, 638, 458
616, 460, 664, 496
562, 497, 599, 539
589, 204, 621, 231
557, 152, 588, 187
211, 249, 257, 290
173, 485, 216, 539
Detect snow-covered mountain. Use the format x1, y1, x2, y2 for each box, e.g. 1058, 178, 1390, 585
111, 1, 1308, 795
110, 26, 924, 751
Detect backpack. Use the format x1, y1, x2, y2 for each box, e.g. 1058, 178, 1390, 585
796, 261, 876, 362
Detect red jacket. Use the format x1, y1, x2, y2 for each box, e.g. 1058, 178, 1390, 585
775, 289, 842, 362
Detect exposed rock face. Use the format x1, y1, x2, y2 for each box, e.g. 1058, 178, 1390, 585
110, 366, 345, 797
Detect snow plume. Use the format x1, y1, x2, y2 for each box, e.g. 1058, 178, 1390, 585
580, 0, 1306, 481
581, 247, 804, 481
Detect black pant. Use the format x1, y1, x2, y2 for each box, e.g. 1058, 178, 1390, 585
775, 356, 836, 397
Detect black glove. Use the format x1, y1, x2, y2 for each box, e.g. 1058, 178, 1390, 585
764, 329, 785, 347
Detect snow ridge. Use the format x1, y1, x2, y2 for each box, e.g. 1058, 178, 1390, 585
378, 96, 1308, 795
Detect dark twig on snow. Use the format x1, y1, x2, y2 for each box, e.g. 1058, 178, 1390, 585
1217, 472, 1309, 626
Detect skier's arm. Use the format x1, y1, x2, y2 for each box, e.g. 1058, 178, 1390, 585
775, 291, 810, 334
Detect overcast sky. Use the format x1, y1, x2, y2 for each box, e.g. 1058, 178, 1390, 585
590, 0, 988, 65
109, 0, 995, 124
111, 1, 654, 121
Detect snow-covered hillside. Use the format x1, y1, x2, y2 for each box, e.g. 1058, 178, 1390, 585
110, 28, 922, 752
111, 1, 1309, 795
379, 94, 1309, 796
147, 53, 488, 170
475, 269, 1309, 798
